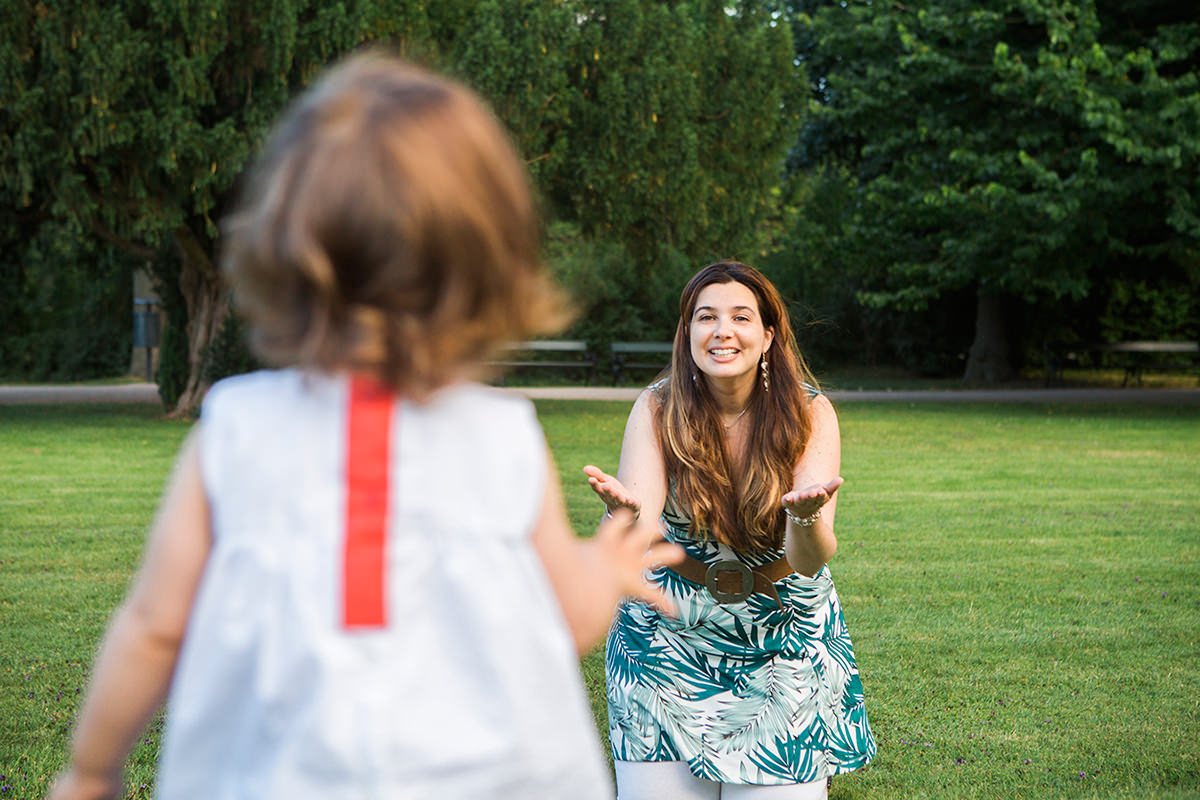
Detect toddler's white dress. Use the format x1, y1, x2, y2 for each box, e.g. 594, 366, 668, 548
156, 369, 612, 799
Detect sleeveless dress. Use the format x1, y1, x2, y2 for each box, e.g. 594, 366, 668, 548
157, 369, 612, 799
606, 397, 875, 785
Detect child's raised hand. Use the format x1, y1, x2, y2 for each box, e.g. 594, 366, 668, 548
591, 508, 684, 615
583, 465, 641, 518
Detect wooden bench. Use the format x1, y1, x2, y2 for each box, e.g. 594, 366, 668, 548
1044, 341, 1199, 386
1098, 341, 1199, 386
488, 340, 597, 385
611, 341, 673, 386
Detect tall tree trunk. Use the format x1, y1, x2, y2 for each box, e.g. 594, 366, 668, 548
167, 226, 227, 418
963, 290, 1014, 384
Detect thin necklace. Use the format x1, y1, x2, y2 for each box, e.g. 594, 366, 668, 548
723, 405, 749, 431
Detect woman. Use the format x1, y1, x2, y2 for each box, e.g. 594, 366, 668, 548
585, 262, 875, 799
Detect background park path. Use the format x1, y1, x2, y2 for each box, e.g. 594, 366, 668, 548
2, 381, 1198, 406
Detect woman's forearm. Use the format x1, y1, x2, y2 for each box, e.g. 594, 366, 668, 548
784, 517, 837, 577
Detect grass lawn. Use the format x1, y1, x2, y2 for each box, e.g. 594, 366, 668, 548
2, 396, 1198, 799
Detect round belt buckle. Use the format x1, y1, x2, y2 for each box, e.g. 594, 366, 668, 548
704, 559, 753, 604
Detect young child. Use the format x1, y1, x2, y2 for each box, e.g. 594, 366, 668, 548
49, 54, 682, 800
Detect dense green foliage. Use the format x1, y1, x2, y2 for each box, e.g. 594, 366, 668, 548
0, 217, 132, 381
563, 1, 799, 267
780, 0, 1200, 378
1, 1, 799, 408
2, 1, 1197, 394
0, 0, 424, 408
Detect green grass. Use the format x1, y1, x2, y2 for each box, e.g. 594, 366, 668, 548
0, 404, 191, 799
541, 399, 1200, 799
2, 398, 1199, 799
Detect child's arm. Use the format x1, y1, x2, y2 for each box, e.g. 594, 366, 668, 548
49, 429, 212, 800
532, 449, 683, 654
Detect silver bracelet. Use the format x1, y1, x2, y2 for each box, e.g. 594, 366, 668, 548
605, 507, 640, 521
785, 507, 821, 527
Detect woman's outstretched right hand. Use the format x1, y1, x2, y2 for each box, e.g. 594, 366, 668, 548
583, 465, 641, 518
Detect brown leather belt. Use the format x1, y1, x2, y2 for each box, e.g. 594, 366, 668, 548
666, 553, 794, 607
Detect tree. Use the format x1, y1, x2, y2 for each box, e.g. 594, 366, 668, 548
2, 1, 804, 408
1, 0, 421, 414
563, 0, 800, 272
0, 211, 133, 381
993, 0, 1200, 354
441, 0, 580, 191
786, 0, 1199, 380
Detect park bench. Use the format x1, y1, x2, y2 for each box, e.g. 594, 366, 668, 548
611, 341, 673, 386
1044, 341, 1199, 387
488, 340, 597, 385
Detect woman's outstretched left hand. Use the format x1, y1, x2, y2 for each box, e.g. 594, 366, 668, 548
782, 477, 844, 521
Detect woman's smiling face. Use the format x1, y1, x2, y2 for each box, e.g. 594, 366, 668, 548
688, 280, 774, 386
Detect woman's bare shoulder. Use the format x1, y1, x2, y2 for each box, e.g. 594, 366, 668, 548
634, 382, 667, 416
807, 390, 835, 416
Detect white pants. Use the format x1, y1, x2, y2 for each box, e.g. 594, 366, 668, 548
615, 760, 828, 800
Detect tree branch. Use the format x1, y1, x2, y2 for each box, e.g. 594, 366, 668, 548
89, 218, 157, 261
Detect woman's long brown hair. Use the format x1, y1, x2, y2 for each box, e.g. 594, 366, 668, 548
655, 262, 819, 553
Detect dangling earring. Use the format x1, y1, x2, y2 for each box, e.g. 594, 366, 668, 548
760, 354, 770, 392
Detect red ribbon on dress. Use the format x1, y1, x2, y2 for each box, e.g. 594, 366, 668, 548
342, 375, 393, 628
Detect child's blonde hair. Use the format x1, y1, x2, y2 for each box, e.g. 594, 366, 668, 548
221, 52, 567, 394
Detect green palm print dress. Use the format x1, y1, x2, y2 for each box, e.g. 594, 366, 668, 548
606, 495, 876, 784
